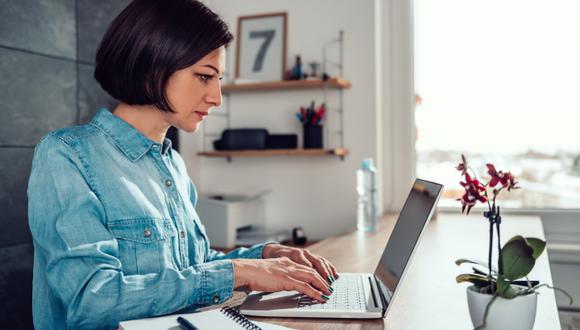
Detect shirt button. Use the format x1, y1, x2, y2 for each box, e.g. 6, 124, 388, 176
213, 295, 220, 304
180, 230, 185, 238
143, 229, 152, 238
164, 179, 172, 187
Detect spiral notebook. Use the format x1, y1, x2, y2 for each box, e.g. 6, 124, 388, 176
120, 307, 293, 330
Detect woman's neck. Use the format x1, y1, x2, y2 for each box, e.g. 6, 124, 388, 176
112, 103, 169, 144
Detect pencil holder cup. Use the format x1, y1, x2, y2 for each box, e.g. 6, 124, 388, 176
303, 124, 323, 149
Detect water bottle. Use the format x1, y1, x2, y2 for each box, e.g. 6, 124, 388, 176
357, 158, 378, 232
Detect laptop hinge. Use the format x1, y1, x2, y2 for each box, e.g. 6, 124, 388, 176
373, 275, 389, 315
367, 277, 379, 308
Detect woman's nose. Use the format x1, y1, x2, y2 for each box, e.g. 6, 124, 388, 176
205, 82, 223, 107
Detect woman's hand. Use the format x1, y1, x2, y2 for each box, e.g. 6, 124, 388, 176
262, 244, 339, 284
232, 257, 333, 303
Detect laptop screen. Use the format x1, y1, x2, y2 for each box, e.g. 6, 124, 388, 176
373, 179, 443, 309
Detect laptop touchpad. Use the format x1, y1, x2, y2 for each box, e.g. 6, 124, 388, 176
242, 291, 302, 310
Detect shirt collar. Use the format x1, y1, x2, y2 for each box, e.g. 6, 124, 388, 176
90, 108, 172, 162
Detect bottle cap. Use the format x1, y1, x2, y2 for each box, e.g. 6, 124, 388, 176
361, 158, 374, 170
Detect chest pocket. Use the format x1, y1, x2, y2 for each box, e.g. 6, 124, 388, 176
108, 218, 176, 275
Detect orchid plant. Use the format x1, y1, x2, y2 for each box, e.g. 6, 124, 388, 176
454, 155, 572, 306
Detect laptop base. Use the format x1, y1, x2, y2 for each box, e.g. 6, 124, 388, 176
240, 273, 384, 319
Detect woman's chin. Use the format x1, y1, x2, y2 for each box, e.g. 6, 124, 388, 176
182, 123, 201, 133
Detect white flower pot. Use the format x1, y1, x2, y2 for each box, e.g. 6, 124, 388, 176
466, 285, 538, 330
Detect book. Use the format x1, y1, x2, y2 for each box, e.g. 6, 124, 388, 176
120, 307, 293, 330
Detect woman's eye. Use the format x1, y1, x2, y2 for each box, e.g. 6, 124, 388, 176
196, 74, 213, 83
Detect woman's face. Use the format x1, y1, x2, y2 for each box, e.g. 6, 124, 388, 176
164, 46, 226, 133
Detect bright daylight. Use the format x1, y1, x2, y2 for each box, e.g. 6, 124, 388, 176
415, 0, 580, 209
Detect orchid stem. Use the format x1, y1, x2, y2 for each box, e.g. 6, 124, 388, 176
488, 215, 494, 293
496, 206, 503, 275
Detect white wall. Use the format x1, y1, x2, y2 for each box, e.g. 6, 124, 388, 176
380, 0, 417, 211
180, 0, 382, 240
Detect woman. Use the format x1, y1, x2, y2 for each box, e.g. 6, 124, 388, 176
27, 0, 338, 328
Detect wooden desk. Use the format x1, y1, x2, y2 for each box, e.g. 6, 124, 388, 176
250, 213, 561, 329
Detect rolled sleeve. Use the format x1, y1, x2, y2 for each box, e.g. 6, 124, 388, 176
206, 241, 278, 262
194, 260, 234, 305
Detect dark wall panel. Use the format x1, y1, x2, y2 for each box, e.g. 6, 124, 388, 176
0, 48, 77, 146
0, 148, 34, 248
77, 0, 131, 63
78, 63, 118, 124
0, 0, 75, 59
0, 243, 34, 329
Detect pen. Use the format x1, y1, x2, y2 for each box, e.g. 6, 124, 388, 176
295, 112, 303, 123
177, 316, 199, 330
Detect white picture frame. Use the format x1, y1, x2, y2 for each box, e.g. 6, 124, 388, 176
236, 12, 287, 81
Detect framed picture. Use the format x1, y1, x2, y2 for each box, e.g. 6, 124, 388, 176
236, 12, 287, 81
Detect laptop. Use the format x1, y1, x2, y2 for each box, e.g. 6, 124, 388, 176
239, 179, 443, 319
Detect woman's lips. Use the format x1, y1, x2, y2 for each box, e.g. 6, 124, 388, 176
194, 111, 208, 119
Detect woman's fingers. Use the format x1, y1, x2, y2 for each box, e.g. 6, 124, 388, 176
304, 250, 334, 283
271, 247, 340, 285
285, 277, 328, 303
290, 249, 313, 268
279, 257, 331, 295
234, 257, 336, 304
290, 266, 332, 295
324, 257, 339, 280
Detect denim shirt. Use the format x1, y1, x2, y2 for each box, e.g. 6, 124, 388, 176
27, 109, 268, 329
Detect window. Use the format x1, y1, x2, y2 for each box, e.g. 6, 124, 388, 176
414, 0, 580, 209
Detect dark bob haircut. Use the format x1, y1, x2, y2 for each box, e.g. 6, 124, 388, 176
94, 0, 233, 113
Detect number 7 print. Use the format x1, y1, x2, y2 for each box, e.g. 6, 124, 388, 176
235, 12, 287, 80
249, 30, 275, 72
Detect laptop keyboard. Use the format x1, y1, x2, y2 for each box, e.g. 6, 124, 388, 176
297, 274, 367, 310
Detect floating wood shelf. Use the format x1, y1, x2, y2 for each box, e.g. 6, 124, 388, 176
197, 148, 349, 158
221, 77, 351, 93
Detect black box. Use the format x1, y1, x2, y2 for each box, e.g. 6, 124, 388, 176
266, 134, 298, 149
213, 128, 269, 150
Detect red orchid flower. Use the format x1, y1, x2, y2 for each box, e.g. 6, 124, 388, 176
457, 155, 520, 216
459, 173, 486, 192
486, 164, 511, 188
456, 154, 468, 175
458, 173, 488, 214
458, 193, 477, 214
506, 173, 519, 191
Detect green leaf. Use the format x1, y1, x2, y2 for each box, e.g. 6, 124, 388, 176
455, 258, 494, 270
525, 237, 546, 259
501, 235, 535, 280
505, 235, 523, 244
496, 275, 522, 299
456, 273, 492, 288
